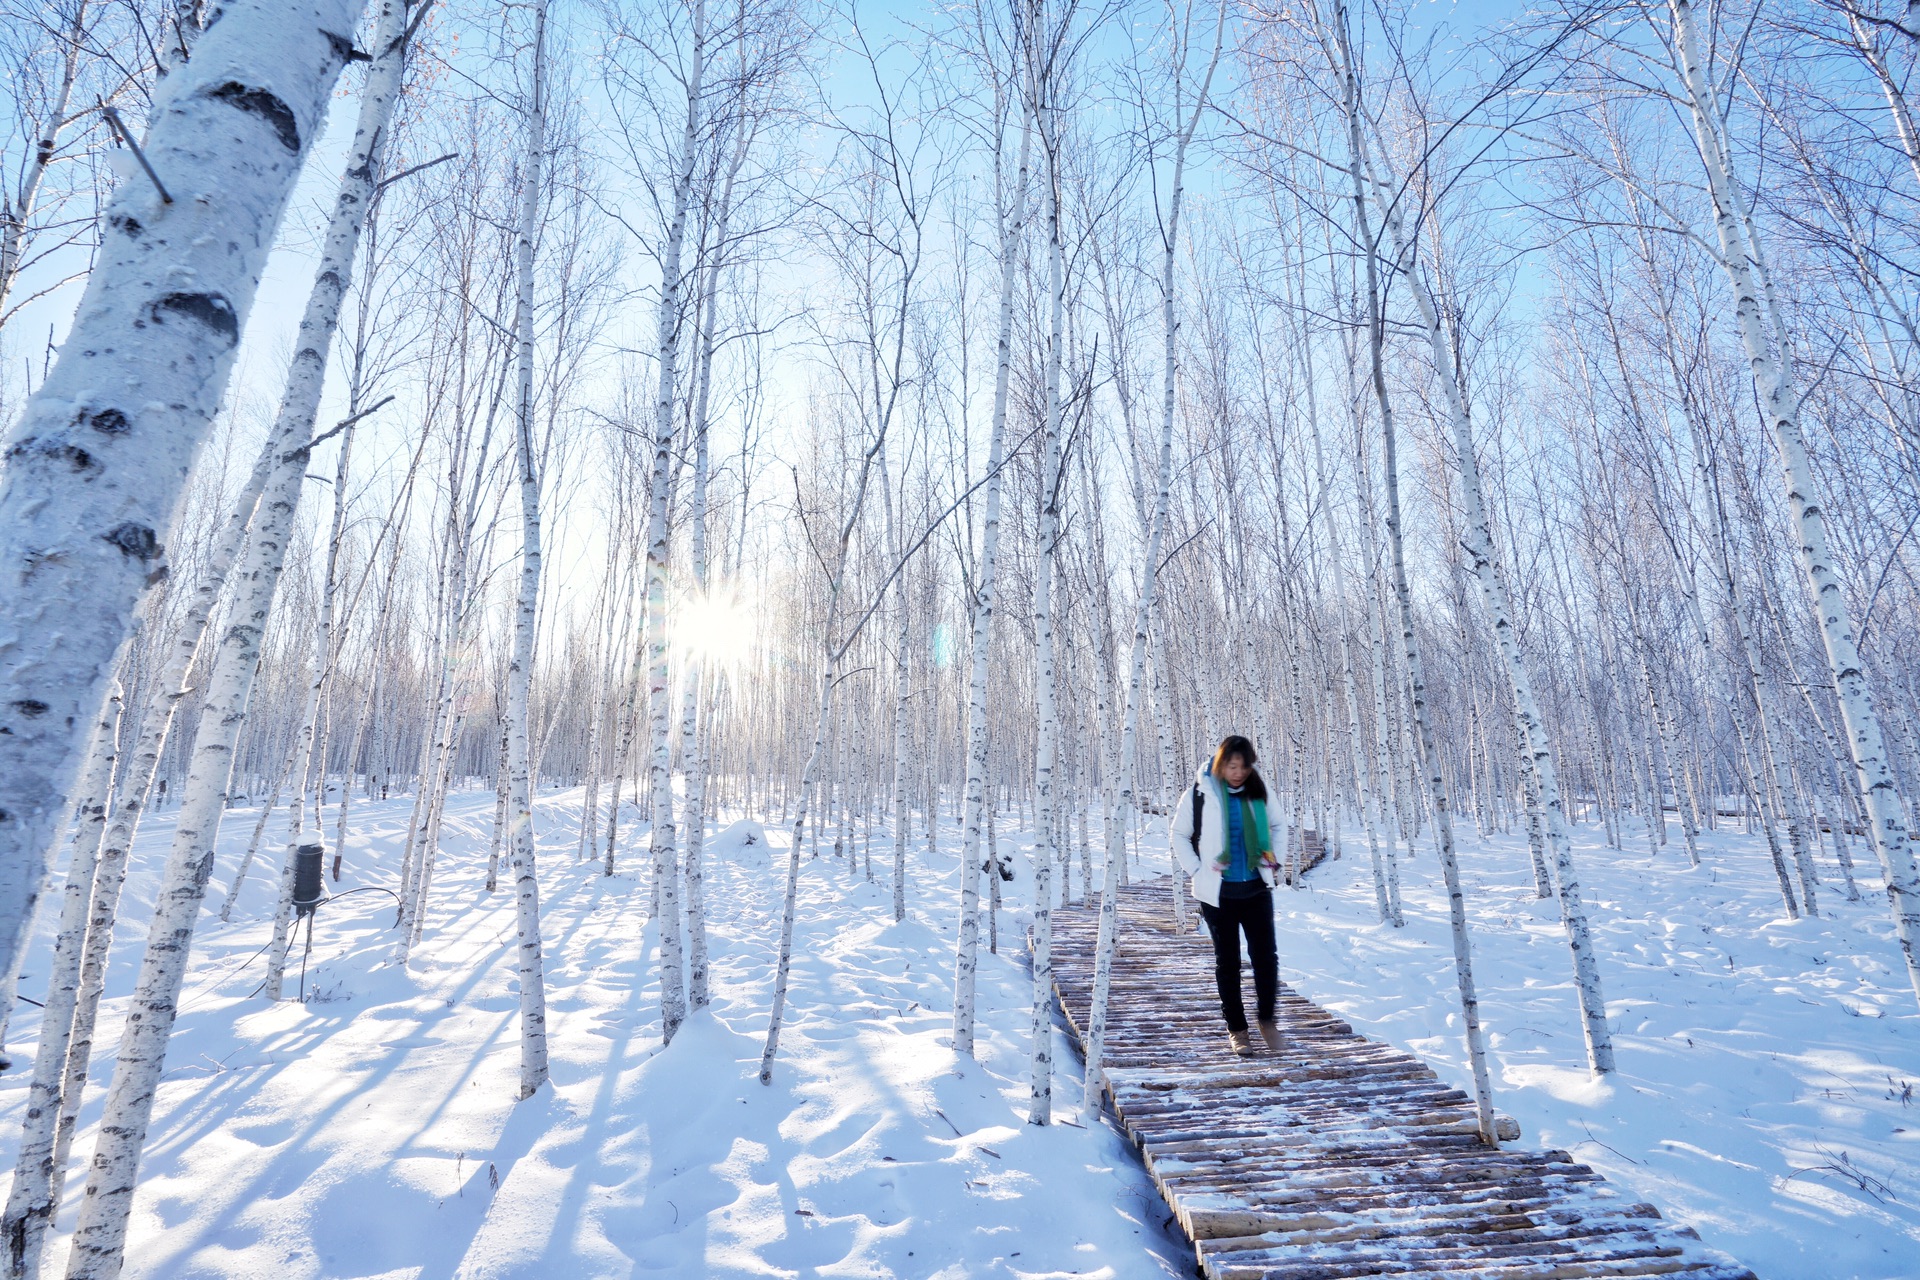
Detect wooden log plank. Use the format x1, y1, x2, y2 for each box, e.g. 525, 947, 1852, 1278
1038, 879, 1757, 1280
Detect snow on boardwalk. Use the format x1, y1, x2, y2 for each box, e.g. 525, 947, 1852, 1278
1048, 879, 1760, 1279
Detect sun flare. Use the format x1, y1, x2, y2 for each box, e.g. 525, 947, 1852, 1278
674, 590, 755, 667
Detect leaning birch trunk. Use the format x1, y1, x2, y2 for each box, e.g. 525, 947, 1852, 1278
63, 10, 412, 1270
398, 558, 466, 958
1, 686, 119, 1279
264, 487, 348, 962
1083, 4, 1223, 1108
258, 0, 410, 1002
1362, 141, 1615, 1077
504, 0, 552, 1097
1331, 2, 1497, 1140
409, 713, 464, 949
759, 431, 893, 1087
951, 106, 1032, 1060
0, 679, 116, 1070
219, 743, 297, 921
1711, 492, 1818, 915
760, 656, 838, 1083
5, 437, 275, 1277
64, 365, 320, 1280
0, 0, 363, 1005
643, 0, 708, 1045
1669, 0, 1920, 1006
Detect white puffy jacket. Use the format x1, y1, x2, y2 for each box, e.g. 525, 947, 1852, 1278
1168, 766, 1281, 907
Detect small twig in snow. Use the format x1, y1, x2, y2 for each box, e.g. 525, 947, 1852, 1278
1785, 1148, 1895, 1203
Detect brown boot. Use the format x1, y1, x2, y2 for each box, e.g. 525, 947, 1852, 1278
1227, 1029, 1255, 1057
1258, 1019, 1284, 1055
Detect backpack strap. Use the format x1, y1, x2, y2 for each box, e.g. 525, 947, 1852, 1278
1189, 781, 1204, 854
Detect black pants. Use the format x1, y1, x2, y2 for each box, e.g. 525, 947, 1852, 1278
1199, 888, 1278, 1033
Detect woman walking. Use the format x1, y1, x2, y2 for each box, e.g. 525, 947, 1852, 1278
1170, 734, 1285, 1057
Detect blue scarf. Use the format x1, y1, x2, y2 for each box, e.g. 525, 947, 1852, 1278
1223, 786, 1258, 881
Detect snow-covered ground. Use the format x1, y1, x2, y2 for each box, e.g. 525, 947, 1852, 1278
3, 790, 1916, 1278
1261, 817, 1920, 1280
0, 789, 1190, 1279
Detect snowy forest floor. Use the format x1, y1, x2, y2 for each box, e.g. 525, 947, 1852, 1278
0, 790, 1192, 1279
1, 790, 1917, 1279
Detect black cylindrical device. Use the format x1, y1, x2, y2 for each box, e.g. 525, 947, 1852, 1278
293, 843, 326, 918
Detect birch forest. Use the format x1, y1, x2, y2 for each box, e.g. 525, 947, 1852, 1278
0, 0, 1917, 1276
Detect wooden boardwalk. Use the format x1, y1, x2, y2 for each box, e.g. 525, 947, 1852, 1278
1045, 878, 1758, 1279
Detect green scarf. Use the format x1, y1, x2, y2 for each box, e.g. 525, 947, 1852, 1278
1210, 779, 1273, 872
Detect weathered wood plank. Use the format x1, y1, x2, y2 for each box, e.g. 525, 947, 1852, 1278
1041, 877, 1758, 1280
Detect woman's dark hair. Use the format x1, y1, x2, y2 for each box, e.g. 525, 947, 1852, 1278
1211, 735, 1268, 800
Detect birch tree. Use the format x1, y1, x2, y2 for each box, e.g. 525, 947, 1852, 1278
1083, 0, 1224, 1114
950, 4, 1032, 1059
0, 0, 368, 1012
505, 0, 553, 1099
1659, 0, 1920, 1008
61, 5, 417, 1271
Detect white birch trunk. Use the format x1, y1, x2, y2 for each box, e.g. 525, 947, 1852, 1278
1309, 349, 1397, 925
877, 440, 912, 926
576, 573, 613, 864
488, 710, 509, 893
63, 6, 414, 1266
1, 685, 119, 1279
679, 124, 745, 1010
1084, 7, 1223, 1107
0, 0, 364, 1008
1330, 2, 1499, 1139
261, 0, 410, 1001
758, 415, 893, 1086
0, 677, 115, 1071
1028, 74, 1070, 1124
219, 742, 296, 922
505, 0, 552, 1097
951, 106, 1032, 1060
1149, 623, 1186, 927
1669, 0, 1920, 1006
644, 0, 707, 1045
1362, 137, 1616, 1076
1348, 380, 1407, 916
7, 436, 275, 1277
760, 660, 836, 1083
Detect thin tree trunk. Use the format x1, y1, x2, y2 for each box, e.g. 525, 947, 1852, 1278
1362, 129, 1616, 1076
1331, 2, 1498, 1139
1084, 2, 1223, 1108
952, 103, 1032, 1060
504, 0, 552, 1096
1, 684, 119, 1279
642, 0, 708, 1045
